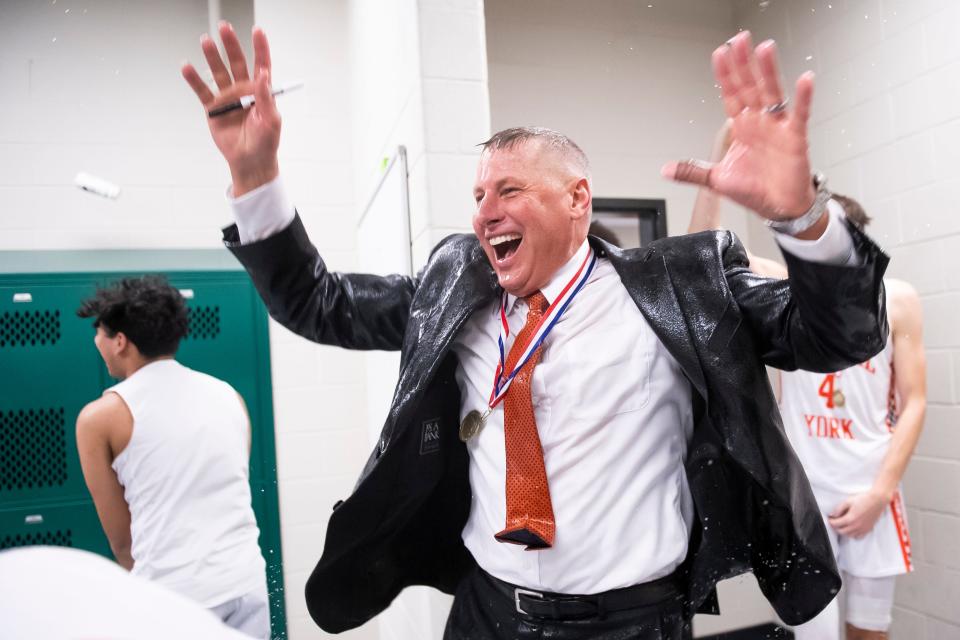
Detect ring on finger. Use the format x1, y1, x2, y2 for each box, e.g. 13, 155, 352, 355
763, 98, 789, 116
674, 159, 713, 185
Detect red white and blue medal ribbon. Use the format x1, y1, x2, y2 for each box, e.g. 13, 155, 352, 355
486, 247, 597, 410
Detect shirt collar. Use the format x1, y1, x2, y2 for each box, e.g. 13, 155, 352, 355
503, 238, 590, 315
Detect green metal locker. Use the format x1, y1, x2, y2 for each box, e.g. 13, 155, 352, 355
0, 249, 287, 639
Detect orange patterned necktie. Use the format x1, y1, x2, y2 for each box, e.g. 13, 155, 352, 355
495, 291, 556, 550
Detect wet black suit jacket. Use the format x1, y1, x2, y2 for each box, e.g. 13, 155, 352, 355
225, 215, 888, 633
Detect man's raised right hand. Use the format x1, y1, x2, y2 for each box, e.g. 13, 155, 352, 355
182, 22, 281, 196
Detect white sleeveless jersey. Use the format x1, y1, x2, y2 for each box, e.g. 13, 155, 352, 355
108, 360, 266, 608
779, 333, 897, 495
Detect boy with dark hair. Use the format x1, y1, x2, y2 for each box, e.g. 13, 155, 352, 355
77, 275, 189, 361
75, 275, 271, 640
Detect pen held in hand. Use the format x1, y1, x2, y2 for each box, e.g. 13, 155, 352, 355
207, 82, 304, 118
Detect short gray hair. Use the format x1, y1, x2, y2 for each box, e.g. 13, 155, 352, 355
479, 127, 590, 177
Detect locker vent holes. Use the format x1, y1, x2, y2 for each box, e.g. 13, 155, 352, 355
0, 529, 73, 550
186, 305, 220, 340
0, 310, 61, 348
1, 408, 68, 491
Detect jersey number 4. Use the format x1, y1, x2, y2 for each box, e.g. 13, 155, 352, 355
818, 374, 837, 409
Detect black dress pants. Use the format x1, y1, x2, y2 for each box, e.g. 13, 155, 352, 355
443, 567, 691, 640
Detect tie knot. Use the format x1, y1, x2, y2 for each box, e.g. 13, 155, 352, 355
524, 291, 547, 318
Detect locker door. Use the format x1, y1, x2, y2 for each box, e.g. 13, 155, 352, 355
0, 502, 110, 557
0, 283, 105, 510
0, 281, 112, 560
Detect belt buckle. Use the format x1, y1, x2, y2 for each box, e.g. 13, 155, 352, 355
514, 588, 544, 615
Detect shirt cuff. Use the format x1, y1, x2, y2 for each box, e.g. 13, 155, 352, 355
225, 176, 296, 245
774, 199, 858, 266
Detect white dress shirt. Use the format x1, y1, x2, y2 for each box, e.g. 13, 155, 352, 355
227, 178, 858, 594
453, 241, 695, 593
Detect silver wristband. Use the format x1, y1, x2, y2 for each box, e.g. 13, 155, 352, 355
766, 173, 831, 236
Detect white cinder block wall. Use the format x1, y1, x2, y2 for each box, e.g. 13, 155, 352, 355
0, 0, 227, 249
484, 0, 751, 244
349, 0, 424, 219
410, 0, 492, 262
349, 0, 490, 269
484, 1, 773, 636
733, 0, 960, 637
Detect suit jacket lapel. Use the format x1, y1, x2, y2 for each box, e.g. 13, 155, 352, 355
385, 239, 498, 443
600, 239, 707, 399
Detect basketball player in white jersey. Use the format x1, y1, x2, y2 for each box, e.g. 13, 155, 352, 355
689, 124, 927, 640
75, 275, 271, 639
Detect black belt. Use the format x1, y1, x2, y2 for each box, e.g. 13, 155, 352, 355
481, 569, 682, 621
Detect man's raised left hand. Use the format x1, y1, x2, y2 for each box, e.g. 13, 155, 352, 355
663, 32, 819, 228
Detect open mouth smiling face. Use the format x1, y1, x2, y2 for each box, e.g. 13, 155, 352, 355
490, 232, 522, 263
472, 142, 591, 297
480, 225, 531, 294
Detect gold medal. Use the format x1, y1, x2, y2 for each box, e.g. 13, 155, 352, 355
459, 409, 488, 442
833, 389, 846, 408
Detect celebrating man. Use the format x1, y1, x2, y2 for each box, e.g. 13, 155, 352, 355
183, 24, 888, 639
